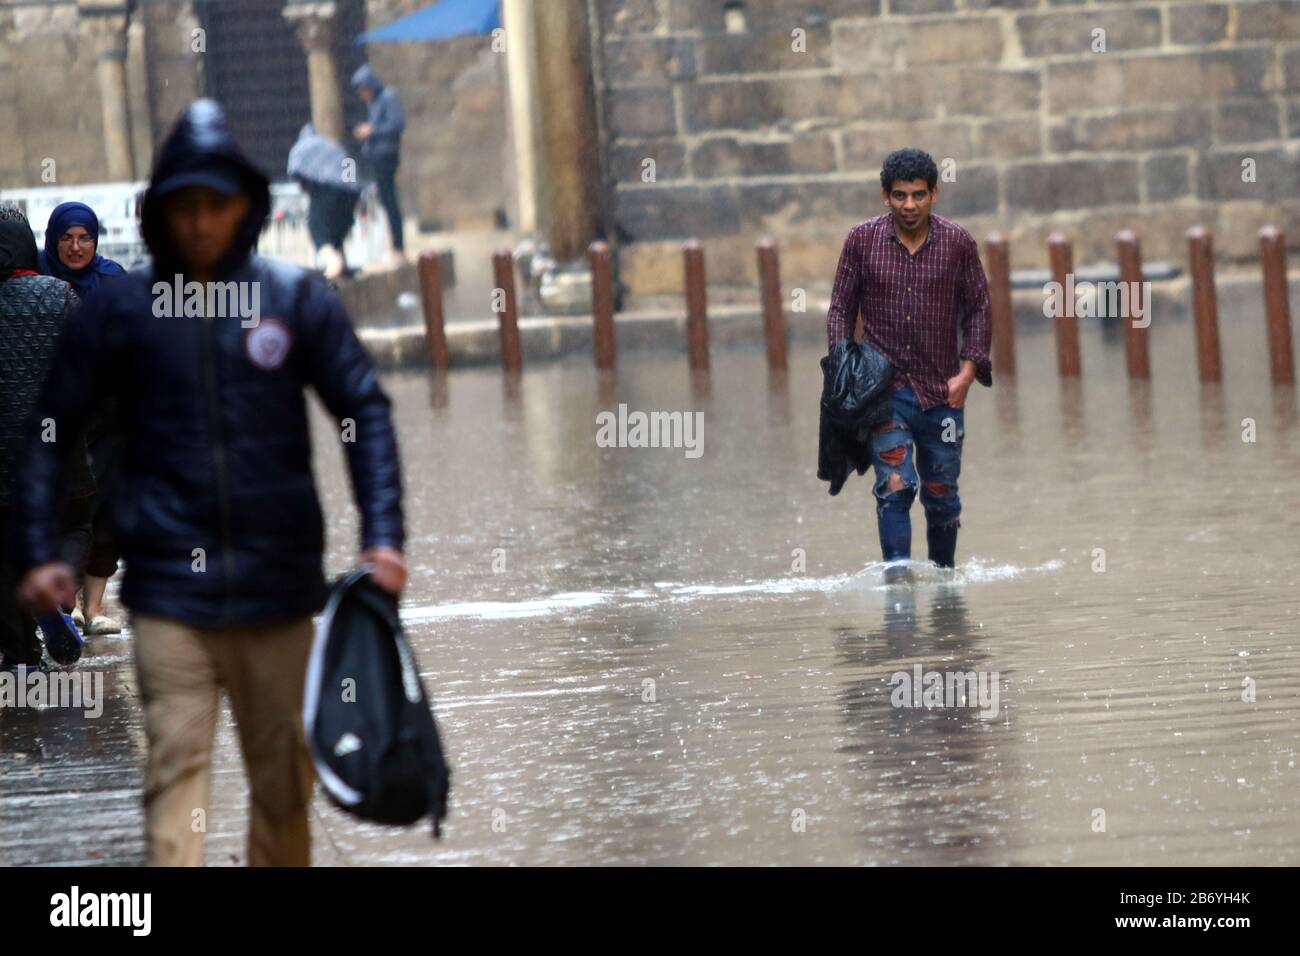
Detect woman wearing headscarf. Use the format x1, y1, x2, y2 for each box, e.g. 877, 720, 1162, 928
38, 202, 125, 636
0, 211, 96, 667
288, 122, 363, 280
38, 201, 126, 299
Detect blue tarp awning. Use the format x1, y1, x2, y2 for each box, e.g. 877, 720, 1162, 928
356, 0, 501, 44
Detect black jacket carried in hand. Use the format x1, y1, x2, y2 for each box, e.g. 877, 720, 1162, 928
817, 338, 895, 496
15, 100, 404, 629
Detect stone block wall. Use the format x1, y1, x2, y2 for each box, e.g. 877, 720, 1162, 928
595, 0, 1300, 295
0, 3, 132, 186
362, 0, 511, 231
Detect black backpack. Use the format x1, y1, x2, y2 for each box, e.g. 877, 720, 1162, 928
304, 567, 450, 836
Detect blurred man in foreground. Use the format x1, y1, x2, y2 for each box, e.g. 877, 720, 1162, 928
15, 100, 407, 866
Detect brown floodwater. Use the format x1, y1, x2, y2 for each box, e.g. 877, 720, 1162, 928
3, 296, 1298, 865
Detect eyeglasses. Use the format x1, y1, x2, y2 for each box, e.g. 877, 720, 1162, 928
58, 234, 95, 249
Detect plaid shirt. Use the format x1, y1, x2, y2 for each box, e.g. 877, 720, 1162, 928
826, 213, 993, 411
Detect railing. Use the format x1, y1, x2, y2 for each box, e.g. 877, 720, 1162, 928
261, 183, 393, 271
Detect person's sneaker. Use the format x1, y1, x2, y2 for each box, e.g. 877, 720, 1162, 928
84, 615, 122, 636
71, 606, 86, 628
37, 611, 83, 666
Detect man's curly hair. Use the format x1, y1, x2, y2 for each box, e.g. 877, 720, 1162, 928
880, 148, 938, 192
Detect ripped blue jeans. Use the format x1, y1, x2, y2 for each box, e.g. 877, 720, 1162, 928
868, 385, 964, 567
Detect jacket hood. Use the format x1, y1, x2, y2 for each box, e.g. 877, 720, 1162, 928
139, 99, 271, 278
0, 219, 39, 281
351, 64, 383, 92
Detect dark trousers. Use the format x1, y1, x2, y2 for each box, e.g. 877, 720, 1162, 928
0, 497, 93, 665
0, 506, 39, 665
370, 153, 404, 252
85, 499, 119, 579
306, 184, 360, 251
86, 431, 121, 579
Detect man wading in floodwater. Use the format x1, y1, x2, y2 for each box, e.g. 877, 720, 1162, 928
826, 148, 993, 584
14, 100, 406, 865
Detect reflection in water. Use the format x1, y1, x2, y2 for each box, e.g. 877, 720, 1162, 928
835, 584, 1006, 863
501, 370, 524, 414
0, 660, 145, 865
689, 367, 712, 403
766, 368, 791, 430
1127, 378, 1154, 458
596, 369, 617, 406
1271, 384, 1296, 433
1058, 376, 1084, 445
993, 374, 1021, 456
1199, 383, 1227, 453
427, 372, 449, 411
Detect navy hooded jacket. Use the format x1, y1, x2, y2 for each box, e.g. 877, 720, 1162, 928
15, 99, 405, 629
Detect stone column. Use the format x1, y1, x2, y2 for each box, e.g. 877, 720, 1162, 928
532, 0, 602, 262
140, 0, 205, 148
126, 15, 152, 178
79, 1, 135, 182
283, 1, 345, 144
502, 0, 541, 235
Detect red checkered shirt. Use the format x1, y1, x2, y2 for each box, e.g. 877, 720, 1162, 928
826, 212, 993, 411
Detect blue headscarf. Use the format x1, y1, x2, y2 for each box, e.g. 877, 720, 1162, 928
38, 201, 126, 300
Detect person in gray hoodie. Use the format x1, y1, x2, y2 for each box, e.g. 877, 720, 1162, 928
351, 64, 407, 264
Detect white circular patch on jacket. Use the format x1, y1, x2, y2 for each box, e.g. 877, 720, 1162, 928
244, 317, 293, 371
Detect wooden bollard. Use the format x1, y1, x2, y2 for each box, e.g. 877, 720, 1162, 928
1259, 225, 1295, 386
418, 250, 449, 372
1048, 233, 1081, 378
1115, 230, 1150, 381
1187, 226, 1222, 383
589, 241, 616, 370
492, 249, 523, 373
683, 240, 709, 370
985, 233, 1015, 376
756, 239, 787, 372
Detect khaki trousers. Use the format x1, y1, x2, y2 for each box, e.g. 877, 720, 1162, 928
131, 613, 317, 866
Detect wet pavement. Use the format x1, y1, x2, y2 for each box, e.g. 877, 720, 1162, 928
2, 297, 1299, 866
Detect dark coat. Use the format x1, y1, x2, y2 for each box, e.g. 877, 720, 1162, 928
350, 65, 405, 162
15, 100, 405, 629
0, 219, 94, 507
817, 338, 895, 496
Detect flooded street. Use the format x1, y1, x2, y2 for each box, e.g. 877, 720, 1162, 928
3, 307, 1299, 866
